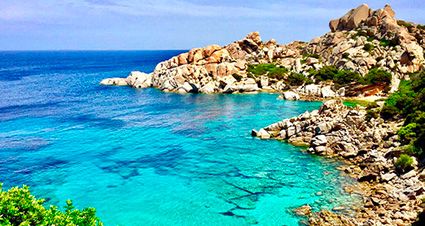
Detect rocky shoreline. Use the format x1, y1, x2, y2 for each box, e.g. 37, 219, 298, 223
99, 3, 425, 225
252, 100, 424, 225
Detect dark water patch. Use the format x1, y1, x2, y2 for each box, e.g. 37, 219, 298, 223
0, 102, 61, 114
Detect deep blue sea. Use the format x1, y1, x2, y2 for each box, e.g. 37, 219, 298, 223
0, 51, 358, 225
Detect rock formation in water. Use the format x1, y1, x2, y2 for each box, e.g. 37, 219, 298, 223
252, 100, 425, 225
101, 4, 424, 98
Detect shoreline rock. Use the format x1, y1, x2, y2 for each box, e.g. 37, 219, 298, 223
253, 100, 424, 225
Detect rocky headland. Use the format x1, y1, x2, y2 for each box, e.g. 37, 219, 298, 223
252, 100, 424, 225
101, 3, 425, 225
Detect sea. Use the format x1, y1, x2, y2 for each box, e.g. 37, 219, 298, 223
0, 51, 358, 225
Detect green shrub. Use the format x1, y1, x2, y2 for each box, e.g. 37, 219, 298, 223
309, 65, 339, 82
397, 20, 413, 28
247, 64, 288, 80
366, 102, 379, 110
286, 72, 312, 86
417, 24, 425, 30
0, 184, 102, 226
395, 154, 414, 171
398, 123, 418, 144
363, 68, 392, 85
379, 38, 398, 47
366, 109, 379, 121
363, 43, 375, 52
380, 105, 399, 120
385, 80, 414, 114
334, 70, 362, 85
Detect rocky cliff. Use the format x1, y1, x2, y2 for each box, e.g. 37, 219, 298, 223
101, 4, 424, 98
252, 100, 425, 225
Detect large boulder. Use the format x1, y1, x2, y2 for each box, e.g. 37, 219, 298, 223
321, 86, 336, 98
282, 91, 300, 101
100, 78, 128, 86
330, 4, 371, 31
126, 71, 153, 88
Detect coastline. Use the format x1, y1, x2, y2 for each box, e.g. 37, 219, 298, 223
252, 100, 424, 225
98, 3, 425, 225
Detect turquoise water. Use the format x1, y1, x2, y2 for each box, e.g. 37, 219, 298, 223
0, 51, 357, 225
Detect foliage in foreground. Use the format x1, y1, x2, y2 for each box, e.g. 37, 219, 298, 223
0, 184, 102, 226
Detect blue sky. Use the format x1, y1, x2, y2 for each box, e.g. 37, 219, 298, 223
0, 0, 424, 50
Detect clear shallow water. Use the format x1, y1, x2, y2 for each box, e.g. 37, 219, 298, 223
0, 51, 357, 225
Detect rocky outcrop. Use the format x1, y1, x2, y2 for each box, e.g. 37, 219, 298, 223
101, 4, 424, 96
281, 91, 300, 100
252, 100, 425, 225
100, 71, 152, 88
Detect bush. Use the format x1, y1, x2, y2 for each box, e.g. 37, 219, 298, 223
379, 38, 398, 47
397, 20, 413, 28
366, 102, 379, 110
363, 68, 392, 85
287, 72, 312, 86
0, 184, 102, 226
247, 64, 288, 80
309, 65, 337, 82
363, 43, 375, 52
334, 70, 362, 85
395, 154, 414, 171
417, 24, 425, 30
366, 109, 379, 121
398, 123, 418, 144
380, 105, 399, 120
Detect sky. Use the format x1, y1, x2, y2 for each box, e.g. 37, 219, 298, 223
0, 0, 424, 50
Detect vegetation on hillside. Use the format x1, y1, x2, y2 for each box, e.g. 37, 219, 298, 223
247, 63, 288, 80
0, 184, 102, 226
380, 71, 425, 163
247, 63, 393, 90
247, 64, 312, 86
308, 66, 391, 87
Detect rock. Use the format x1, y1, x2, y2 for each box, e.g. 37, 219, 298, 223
329, 19, 340, 32
199, 81, 216, 94
329, 4, 370, 31
311, 135, 327, 147
336, 87, 345, 97
287, 127, 296, 137
303, 84, 321, 96
381, 172, 397, 182
401, 170, 417, 179
180, 82, 197, 93
293, 205, 312, 216
282, 91, 300, 101
126, 71, 153, 88
100, 78, 128, 86
257, 129, 270, 139
260, 76, 269, 87
321, 86, 336, 98
358, 172, 378, 182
